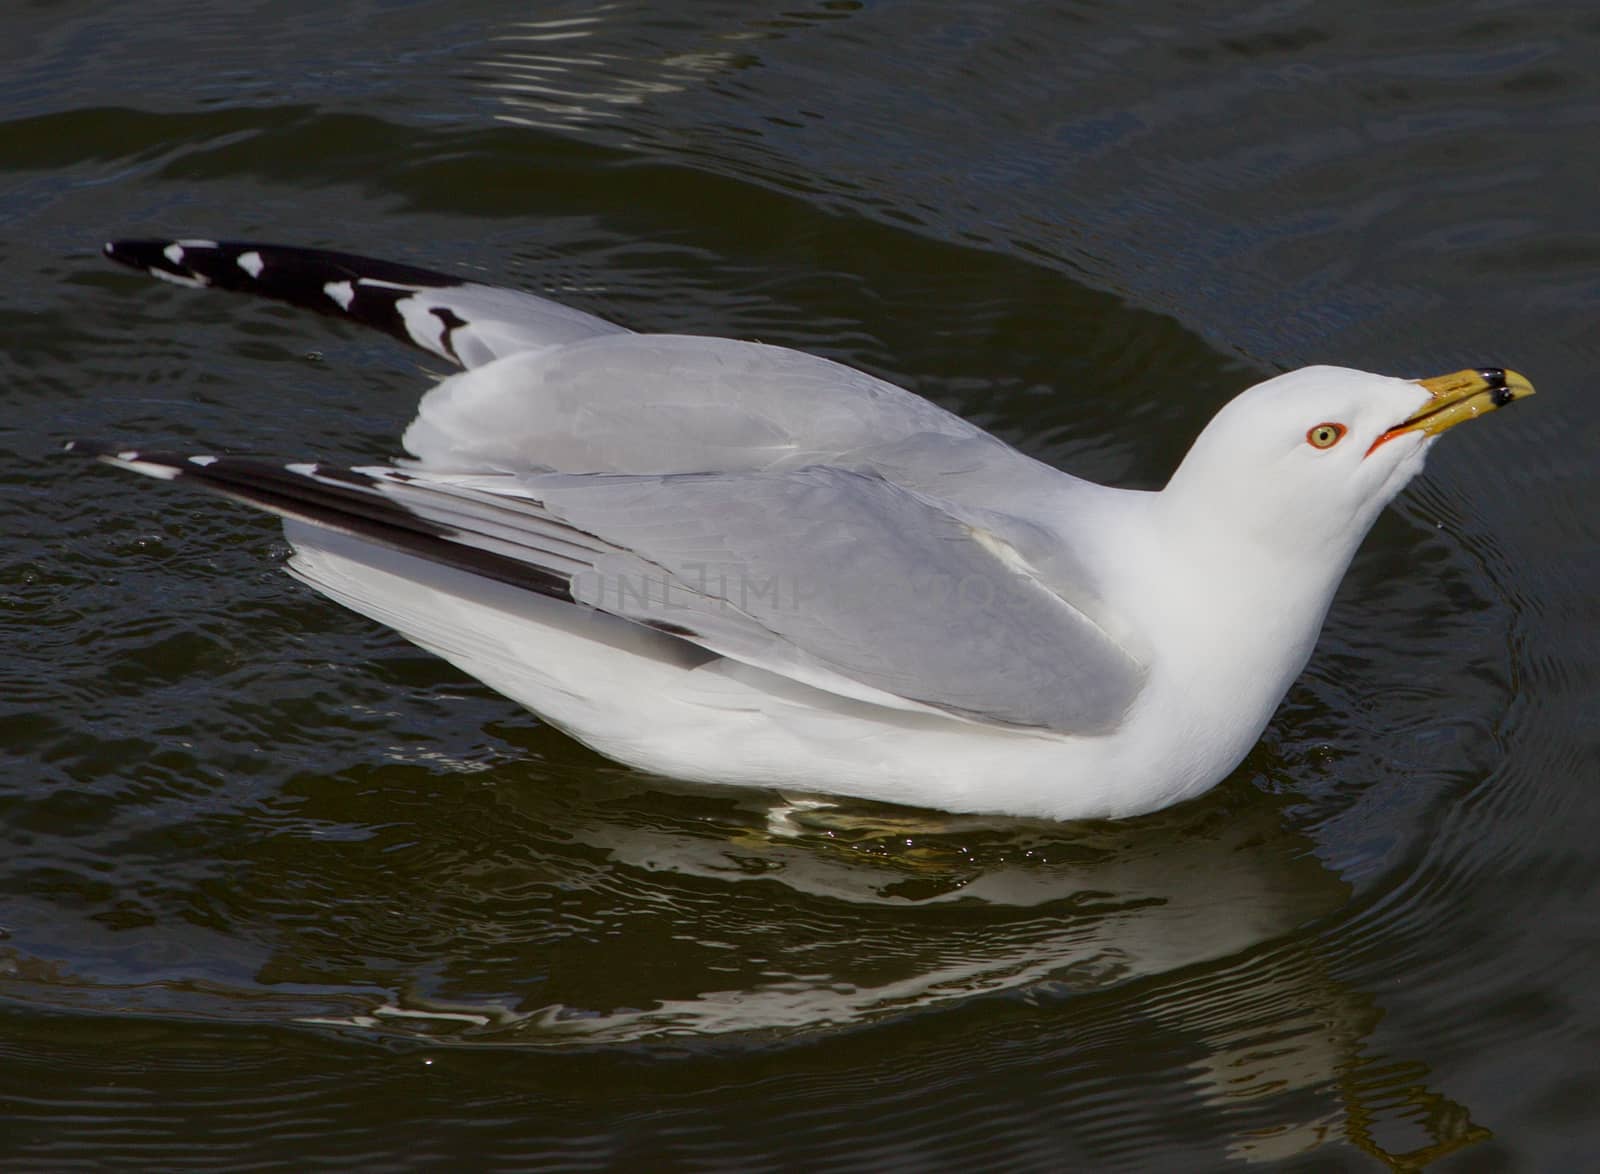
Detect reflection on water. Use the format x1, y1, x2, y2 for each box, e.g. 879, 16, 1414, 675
341, 787, 1343, 1043
0, 761, 1486, 1163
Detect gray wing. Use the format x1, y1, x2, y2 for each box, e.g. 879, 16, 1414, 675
75, 448, 1145, 733
534, 466, 1145, 732
404, 332, 1085, 515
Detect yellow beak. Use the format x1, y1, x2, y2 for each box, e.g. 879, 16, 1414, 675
1369, 367, 1535, 455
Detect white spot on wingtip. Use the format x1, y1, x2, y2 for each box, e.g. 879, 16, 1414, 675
99, 450, 181, 480
120, 460, 181, 481
148, 267, 209, 289
286, 462, 319, 476
188, 455, 219, 467
237, 251, 264, 279
324, 280, 354, 310
396, 296, 449, 359
163, 243, 184, 265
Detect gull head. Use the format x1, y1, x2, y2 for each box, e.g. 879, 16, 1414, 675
1162, 365, 1534, 566
1107, 363, 1535, 810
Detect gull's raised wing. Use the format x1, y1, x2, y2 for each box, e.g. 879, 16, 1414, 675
104, 239, 625, 367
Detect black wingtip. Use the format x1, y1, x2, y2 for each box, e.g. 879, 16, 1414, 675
103, 238, 223, 288
64, 438, 113, 457
102, 238, 467, 289
75, 448, 582, 604
98, 237, 485, 364
103, 238, 169, 268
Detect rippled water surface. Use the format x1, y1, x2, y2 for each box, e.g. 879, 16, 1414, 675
4, 1, 1597, 1168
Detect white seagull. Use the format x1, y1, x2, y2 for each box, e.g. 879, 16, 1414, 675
74, 239, 1534, 820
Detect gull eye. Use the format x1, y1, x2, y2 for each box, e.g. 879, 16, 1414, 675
1307, 422, 1347, 449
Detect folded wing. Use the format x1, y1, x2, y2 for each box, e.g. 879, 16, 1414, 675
72, 445, 1145, 734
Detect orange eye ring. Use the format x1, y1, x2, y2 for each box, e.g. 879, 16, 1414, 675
1307, 422, 1347, 449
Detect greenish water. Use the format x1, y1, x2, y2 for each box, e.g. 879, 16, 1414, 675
3, 1, 1596, 1168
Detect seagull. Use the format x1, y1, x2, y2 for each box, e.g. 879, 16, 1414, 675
74, 239, 1534, 821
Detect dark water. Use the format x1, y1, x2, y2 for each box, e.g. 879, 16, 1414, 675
3, 1, 1596, 1168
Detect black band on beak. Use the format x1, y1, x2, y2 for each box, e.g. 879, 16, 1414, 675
1474, 368, 1518, 407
